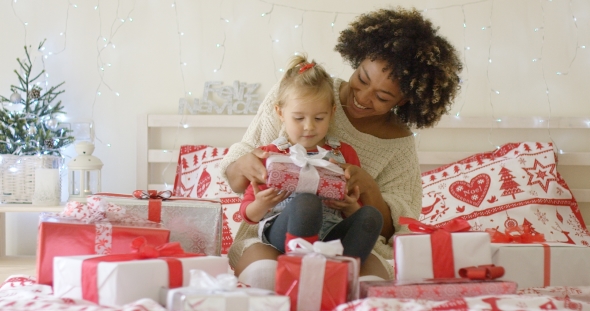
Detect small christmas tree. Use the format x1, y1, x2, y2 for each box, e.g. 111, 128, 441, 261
0, 40, 74, 156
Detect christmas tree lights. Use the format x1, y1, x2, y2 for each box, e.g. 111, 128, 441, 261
0, 40, 74, 156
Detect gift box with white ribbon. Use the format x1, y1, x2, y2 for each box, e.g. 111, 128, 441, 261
275, 239, 359, 311
266, 144, 346, 200
167, 270, 290, 311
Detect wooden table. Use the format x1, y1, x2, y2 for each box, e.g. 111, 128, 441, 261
0, 204, 63, 257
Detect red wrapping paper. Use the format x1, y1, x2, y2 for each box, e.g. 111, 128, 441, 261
266, 161, 346, 200
36, 216, 169, 286
275, 253, 356, 311
360, 278, 518, 300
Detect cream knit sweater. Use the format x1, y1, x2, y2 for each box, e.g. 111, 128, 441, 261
219, 78, 422, 278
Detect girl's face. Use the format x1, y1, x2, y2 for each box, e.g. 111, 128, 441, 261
276, 91, 335, 150
345, 58, 407, 120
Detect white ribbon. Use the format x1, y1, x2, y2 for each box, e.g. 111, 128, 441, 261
189, 270, 274, 296
286, 239, 345, 311
287, 238, 344, 257
266, 144, 344, 195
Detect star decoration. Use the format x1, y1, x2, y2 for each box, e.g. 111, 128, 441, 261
523, 159, 558, 193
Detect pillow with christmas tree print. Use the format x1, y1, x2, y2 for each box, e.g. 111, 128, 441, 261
173, 145, 242, 254
420, 142, 590, 245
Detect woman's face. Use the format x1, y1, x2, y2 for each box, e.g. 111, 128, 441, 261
345, 59, 406, 120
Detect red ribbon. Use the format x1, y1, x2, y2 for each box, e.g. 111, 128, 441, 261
132, 190, 172, 223
95, 191, 219, 224
399, 217, 471, 278
458, 264, 505, 280
485, 225, 545, 243
82, 237, 201, 304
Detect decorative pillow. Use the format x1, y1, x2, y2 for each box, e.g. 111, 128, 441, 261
420, 142, 590, 245
173, 145, 242, 254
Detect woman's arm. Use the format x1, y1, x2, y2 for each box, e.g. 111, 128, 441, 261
219, 81, 283, 193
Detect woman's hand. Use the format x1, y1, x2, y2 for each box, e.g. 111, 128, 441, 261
324, 185, 361, 217
331, 160, 394, 238
226, 148, 269, 193
332, 161, 379, 199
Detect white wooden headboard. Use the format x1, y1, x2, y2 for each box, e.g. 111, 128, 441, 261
137, 114, 590, 223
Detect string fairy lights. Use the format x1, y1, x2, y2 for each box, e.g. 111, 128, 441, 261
3, 0, 589, 186
89, 0, 137, 148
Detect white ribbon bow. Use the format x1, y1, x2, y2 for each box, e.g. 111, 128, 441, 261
287, 238, 344, 257
286, 238, 346, 311
267, 144, 344, 195
189, 270, 273, 295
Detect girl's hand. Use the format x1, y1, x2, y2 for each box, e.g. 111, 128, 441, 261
245, 182, 292, 223
324, 185, 361, 217
252, 182, 291, 206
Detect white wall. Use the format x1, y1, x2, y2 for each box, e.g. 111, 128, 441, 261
1, 0, 589, 255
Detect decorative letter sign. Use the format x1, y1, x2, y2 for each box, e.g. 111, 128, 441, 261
178, 81, 261, 115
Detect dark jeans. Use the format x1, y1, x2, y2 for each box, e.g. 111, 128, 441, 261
265, 193, 383, 263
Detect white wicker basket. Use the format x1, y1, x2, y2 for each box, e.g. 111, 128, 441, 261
0, 155, 62, 204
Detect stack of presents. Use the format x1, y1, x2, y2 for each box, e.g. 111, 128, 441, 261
36, 142, 590, 310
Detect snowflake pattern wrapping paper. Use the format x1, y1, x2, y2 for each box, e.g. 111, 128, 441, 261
173, 145, 243, 255
266, 160, 346, 200
360, 278, 517, 300
98, 195, 223, 256
420, 142, 590, 245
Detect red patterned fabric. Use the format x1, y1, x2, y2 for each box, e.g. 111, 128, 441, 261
173, 145, 242, 254
420, 142, 590, 245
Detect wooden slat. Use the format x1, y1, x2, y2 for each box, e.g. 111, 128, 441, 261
137, 114, 149, 190
572, 189, 590, 203
0, 205, 64, 213
435, 116, 590, 129
148, 115, 254, 128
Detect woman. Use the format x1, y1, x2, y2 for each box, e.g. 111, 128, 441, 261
220, 7, 462, 287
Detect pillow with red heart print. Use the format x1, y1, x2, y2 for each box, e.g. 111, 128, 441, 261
420, 142, 590, 245
173, 145, 242, 254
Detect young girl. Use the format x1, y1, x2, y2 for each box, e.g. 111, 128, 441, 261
238, 55, 383, 262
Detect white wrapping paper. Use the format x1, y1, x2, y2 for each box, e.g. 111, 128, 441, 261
167, 270, 290, 311
53, 255, 228, 307
394, 232, 492, 280
491, 242, 590, 288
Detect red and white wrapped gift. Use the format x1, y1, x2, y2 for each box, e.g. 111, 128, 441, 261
266, 144, 346, 200
360, 276, 517, 300
167, 270, 290, 311
53, 237, 229, 307
36, 196, 170, 286
275, 239, 359, 311
96, 190, 223, 256
394, 217, 492, 280
492, 242, 590, 289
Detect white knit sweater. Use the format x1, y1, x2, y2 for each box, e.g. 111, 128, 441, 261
219, 78, 422, 278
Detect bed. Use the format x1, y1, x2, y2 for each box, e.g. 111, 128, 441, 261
1, 113, 589, 310
136, 113, 590, 220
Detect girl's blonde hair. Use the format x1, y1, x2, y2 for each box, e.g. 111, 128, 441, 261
276, 54, 335, 109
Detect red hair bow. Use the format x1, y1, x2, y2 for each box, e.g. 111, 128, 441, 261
298, 63, 315, 74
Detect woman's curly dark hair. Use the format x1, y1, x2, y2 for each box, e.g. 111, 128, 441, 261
335, 7, 463, 129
